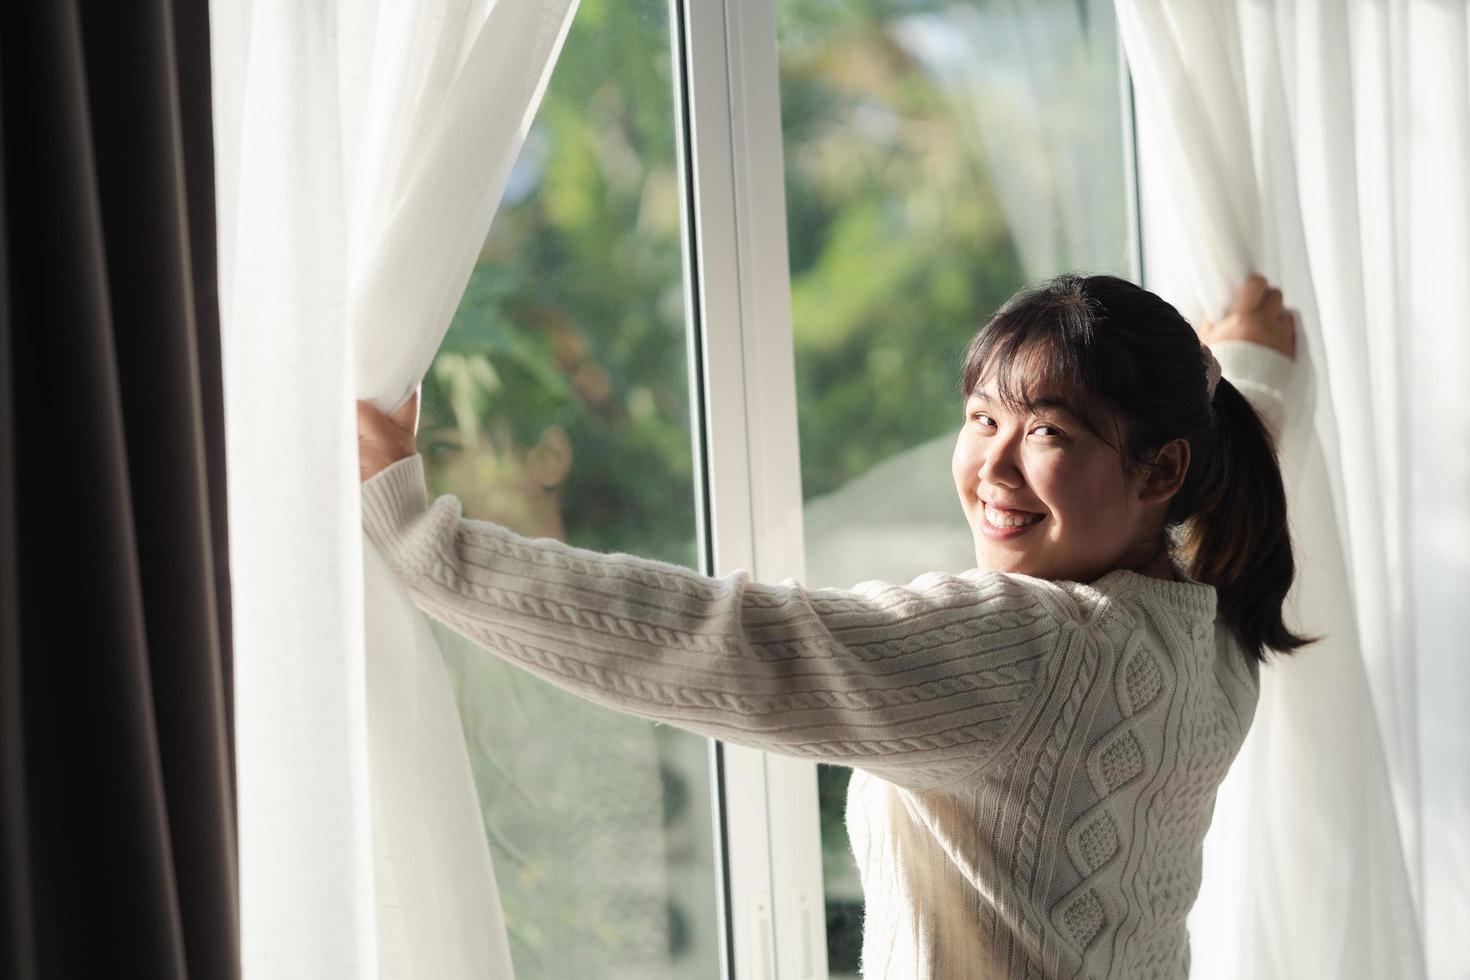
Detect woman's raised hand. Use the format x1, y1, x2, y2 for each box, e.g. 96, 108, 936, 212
357, 390, 419, 483
1200, 274, 1296, 359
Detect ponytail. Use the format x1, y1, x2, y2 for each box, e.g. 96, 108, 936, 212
1171, 378, 1315, 661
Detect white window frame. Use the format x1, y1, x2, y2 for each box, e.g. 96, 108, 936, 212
673, 1, 1144, 976
675, 1, 827, 978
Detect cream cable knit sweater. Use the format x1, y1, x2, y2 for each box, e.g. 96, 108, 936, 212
360, 341, 1291, 979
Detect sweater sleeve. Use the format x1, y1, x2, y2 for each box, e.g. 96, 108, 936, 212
1211, 339, 1295, 439
361, 454, 1063, 790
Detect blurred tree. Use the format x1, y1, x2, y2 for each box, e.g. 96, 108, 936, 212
421, 0, 698, 567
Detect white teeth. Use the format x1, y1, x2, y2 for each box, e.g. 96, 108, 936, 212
985, 504, 1042, 529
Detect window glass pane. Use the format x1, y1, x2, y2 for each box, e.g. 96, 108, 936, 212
421, 3, 720, 976
775, 1, 1131, 974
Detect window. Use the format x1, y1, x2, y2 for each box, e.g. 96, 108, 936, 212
422, 2, 720, 975
773, 1, 1134, 973
424, 0, 1136, 976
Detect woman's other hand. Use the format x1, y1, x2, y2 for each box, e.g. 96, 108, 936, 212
1200, 274, 1296, 359
357, 390, 419, 483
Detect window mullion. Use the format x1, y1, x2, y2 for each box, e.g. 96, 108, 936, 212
674, 0, 828, 977
714, 1, 829, 979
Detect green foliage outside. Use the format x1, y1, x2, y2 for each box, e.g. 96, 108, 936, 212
421, 0, 698, 566
420, 0, 1061, 564
780, 0, 1030, 499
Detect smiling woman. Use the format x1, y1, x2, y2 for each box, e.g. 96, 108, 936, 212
358, 269, 1308, 978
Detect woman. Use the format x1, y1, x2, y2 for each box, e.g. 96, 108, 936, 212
357, 273, 1305, 978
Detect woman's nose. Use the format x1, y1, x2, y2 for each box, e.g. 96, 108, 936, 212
981, 438, 1024, 489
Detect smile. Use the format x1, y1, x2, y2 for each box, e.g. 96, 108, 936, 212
982, 501, 1045, 539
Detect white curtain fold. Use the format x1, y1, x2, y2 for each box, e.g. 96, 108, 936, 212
213, 1, 579, 976
892, 0, 1127, 281
1118, 1, 1468, 976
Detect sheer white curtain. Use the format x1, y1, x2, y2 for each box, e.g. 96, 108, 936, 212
1116, 1, 1469, 976
212, 1, 578, 976
892, 0, 1125, 280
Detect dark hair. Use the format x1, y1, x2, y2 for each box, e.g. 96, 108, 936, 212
959, 273, 1314, 662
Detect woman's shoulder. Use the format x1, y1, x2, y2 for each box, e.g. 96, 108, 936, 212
1063, 568, 1258, 714
825, 558, 1222, 638
1084, 565, 1218, 623
838, 565, 1216, 641
929, 566, 1216, 632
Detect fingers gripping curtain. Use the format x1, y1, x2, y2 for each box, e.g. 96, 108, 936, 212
1115, 1, 1470, 976
211, 1, 578, 976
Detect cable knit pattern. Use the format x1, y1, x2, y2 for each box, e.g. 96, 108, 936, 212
359, 344, 1287, 979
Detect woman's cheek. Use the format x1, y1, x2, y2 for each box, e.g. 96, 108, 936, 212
952, 434, 980, 494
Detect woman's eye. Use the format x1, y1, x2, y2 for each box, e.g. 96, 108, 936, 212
969, 412, 995, 427
1031, 424, 1062, 438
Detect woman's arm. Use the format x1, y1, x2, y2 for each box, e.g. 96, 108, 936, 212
1200, 274, 1297, 437
360, 452, 1064, 791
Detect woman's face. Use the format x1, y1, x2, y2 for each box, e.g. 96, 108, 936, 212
952, 372, 1155, 583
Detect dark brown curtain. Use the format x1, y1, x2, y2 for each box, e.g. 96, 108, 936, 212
0, 0, 238, 976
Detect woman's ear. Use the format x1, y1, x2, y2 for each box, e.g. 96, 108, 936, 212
527, 424, 573, 489
1140, 438, 1190, 504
